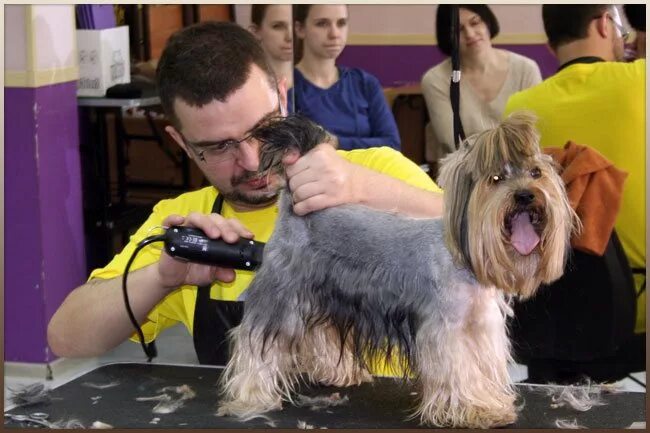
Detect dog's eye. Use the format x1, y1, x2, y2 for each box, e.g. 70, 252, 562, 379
491, 174, 502, 183
530, 167, 541, 179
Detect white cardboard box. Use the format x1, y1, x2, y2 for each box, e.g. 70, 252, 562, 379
76, 26, 130, 97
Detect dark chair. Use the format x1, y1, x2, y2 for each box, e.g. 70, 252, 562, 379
388, 88, 439, 178
509, 230, 644, 384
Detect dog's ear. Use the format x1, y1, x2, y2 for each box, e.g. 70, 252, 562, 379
253, 114, 329, 173
437, 149, 473, 268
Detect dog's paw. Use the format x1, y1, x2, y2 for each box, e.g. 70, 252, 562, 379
216, 401, 239, 418
458, 406, 517, 429
416, 403, 516, 429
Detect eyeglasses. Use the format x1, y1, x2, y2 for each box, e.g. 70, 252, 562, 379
595, 12, 631, 43
181, 89, 284, 165
608, 15, 631, 42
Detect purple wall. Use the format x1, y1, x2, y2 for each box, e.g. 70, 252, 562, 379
338, 43, 558, 87
4, 88, 45, 362
5, 82, 86, 363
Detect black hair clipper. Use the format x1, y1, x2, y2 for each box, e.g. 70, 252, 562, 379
163, 226, 265, 270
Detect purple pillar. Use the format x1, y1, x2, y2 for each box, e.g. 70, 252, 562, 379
5, 82, 86, 363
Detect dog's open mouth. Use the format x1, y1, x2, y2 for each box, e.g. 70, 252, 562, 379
506, 210, 542, 256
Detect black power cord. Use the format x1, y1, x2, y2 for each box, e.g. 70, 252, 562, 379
122, 234, 166, 362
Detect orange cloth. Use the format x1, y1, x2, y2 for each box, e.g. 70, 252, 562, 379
544, 142, 628, 256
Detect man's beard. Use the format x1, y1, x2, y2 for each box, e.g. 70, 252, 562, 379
221, 170, 283, 208
221, 188, 280, 207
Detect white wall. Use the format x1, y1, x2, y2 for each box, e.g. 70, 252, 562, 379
235, 4, 546, 45
5, 5, 28, 71
5, 4, 78, 87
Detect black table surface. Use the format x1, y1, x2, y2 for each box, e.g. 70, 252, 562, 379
4, 362, 645, 429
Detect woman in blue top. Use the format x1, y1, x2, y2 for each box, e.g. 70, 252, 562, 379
292, 4, 401, 151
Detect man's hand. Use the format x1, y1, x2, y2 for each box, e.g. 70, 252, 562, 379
158, 213, 254, 290
283, 143, 360, 215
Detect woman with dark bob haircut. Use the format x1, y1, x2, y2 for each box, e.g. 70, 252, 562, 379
436, 5, 500, 56
421, 5, 542, 164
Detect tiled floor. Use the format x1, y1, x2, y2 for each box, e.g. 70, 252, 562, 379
4, 323, 646, 410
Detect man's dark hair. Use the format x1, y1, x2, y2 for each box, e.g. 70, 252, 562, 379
624, 4, 646, 32
542, 5, 610, 50
436, 5, 500, 57
156, 21, 277, 128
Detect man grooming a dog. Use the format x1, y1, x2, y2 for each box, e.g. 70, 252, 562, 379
47, 22, 443, 367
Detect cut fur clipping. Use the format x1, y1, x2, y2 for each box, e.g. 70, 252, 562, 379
135, 384, 196, 414
51, 419, 113, 429
90, 421, 114, 429
7, 384, 113, 429
52, 419, 86, 429
81, 381, 120, 390
9, 382, 52, 407
294, 393, 349, 411
555, 418, 587, 429
297, 420, 316, 429
544, 381, 607, 411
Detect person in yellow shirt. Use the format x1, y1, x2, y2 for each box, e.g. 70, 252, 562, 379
506, 5, 645, 275
505, 4, 645, 293
504, 4, 645, 382
47, 22, 443, 368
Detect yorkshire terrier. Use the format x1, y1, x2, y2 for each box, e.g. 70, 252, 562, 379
216, 112, 577, 428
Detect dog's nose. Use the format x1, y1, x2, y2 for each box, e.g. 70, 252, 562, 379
515, 190, 535, 205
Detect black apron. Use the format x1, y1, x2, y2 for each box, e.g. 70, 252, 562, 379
192, 194, 245, 365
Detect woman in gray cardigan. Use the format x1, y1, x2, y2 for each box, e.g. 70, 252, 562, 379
421, 5, 541, 165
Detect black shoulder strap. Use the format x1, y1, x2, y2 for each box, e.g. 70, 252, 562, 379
557, 56, 605, 72
450, 5, 466, 149
212, 193, 224, 214
192, 192, 245, 365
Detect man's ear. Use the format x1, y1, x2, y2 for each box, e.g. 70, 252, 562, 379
594, 13, 610, 39
248, 24, 260, 37
165, 125, 194, 161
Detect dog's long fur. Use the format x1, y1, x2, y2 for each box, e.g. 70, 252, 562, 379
217, 113, 577, 428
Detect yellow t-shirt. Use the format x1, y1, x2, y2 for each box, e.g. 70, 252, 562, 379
90, 146, 442, 367
505, 59, 646, 331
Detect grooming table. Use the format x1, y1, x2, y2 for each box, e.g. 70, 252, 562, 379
4, 362, 645, 429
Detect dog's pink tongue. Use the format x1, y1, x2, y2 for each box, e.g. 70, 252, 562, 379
511, 212, 540, 256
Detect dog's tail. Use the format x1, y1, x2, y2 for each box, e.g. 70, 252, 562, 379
251, 114, 333, 174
